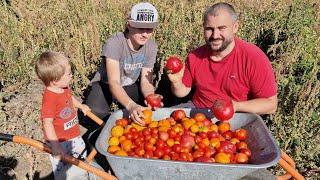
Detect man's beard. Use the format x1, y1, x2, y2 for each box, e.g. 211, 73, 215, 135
206, 37, 232, 52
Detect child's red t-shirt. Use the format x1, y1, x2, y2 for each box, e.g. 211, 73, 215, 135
41, 88, 80, 142
182, 38, 277, 108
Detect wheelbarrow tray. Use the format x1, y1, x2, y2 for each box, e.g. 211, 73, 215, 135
95, 108, 281, 180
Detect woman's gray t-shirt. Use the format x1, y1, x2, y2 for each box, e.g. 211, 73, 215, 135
91, 32, 158, 86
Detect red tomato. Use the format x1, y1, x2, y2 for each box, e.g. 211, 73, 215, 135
179, 152, 189, 161
129, 127, 138, 133
192, 150, 204, 159
145, 94, 162, 109
125, 132, 133, 140
204, 146, 216, 158
170, 152, 180, 160
116, 118, 129, 127
198, 132, 207, 139
211, 99, 234, 121
142, 128, 151, 136
222, 130, 234, 140
172, 144, 182, 153
236, 141, 248, 150
134, 147, 145, 157
171, 109, 186, 121
159, 131, 169, 141
144, 143, 155, 151
234, 128, 248, 141
240, 148, 252, 157
180, 134, 195, 150
156, 140, 166, 149
207, 131, 220, 139
154, 149, 164, 158
162, 146, 171, 155
202, 118, 212, 126
217, 141, 236, 154
143, 150, 153, 158
165, 56, 183, 74
167, 129, 177, 138
195, 156, 213, 163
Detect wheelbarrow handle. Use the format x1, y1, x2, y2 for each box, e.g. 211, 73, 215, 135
277, 151, 305, 180
0, 133, 117, 180
86, 111, 105, 126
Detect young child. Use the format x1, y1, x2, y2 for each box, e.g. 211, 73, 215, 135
35, 51, 90, 179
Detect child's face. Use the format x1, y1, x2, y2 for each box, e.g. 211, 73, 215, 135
53, 61, 72, 88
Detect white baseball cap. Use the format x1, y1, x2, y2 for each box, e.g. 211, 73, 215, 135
128, 2, 159, 29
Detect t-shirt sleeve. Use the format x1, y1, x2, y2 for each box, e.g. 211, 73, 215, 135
41, 92, 56, 120
248, 48, 277, 98
182, 55, 193, 88
101, 35, 122, 61
144, 40, 158, 68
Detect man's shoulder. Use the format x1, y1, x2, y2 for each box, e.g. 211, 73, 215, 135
236, 38, 265, 55
105, 32, 125, 43
189, 44, 208, 55
146, 38, 158, 49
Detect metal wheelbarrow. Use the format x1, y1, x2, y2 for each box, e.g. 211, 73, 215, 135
0, 110, 304, 180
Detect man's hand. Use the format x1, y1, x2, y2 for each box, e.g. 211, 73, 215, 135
127, 102, 148, 126
167, 65, 185, 84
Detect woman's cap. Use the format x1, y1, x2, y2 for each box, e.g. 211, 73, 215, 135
128, 2, 158, 29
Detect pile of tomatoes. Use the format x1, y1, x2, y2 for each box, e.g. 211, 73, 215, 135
107, 109, 251, 164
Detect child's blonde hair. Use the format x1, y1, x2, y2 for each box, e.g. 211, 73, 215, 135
35, 51, 69, 86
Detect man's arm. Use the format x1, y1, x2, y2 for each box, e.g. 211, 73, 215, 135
106, 58, 135, 108
167, 66, 191, 97
233, 95, 278, 114
106, 58, 146, 125
140, 67, 155, 97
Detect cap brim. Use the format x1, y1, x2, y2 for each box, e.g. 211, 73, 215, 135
128, 20, 158, 29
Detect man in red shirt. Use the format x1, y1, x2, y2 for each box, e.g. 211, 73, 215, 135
168, 2, 277, 114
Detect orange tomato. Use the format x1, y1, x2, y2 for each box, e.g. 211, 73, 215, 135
108, 145, 121, 153
194, 113, 206, 122
210, 138, 221, 148
114, 150, 128, 156
166, 138, 175, 147
121, 139, 133, 152
190, 124, 199, 133
209, 124, 219, 132
235, 153, 249, 163
214, 152, 231, 163
143, 109, 153, 119
218, 122, 230, 134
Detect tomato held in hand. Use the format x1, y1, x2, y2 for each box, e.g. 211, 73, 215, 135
165, 56, 183, 74
145, 94, 162, 109
211, 99, 234, 121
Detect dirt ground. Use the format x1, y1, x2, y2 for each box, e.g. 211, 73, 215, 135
0, 80, 99, 180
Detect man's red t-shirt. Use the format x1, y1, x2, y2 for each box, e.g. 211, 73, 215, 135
41, 88, 80, 142
182, 38, 277, 108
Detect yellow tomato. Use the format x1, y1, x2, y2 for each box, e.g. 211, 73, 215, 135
108, 136, 119, 146
111, 125, 124, 137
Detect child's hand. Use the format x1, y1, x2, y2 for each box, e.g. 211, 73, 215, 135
50, 142, 65, 159
80, 104, 91, 116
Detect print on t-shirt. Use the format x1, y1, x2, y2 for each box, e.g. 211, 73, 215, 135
122, 53, 146, 86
